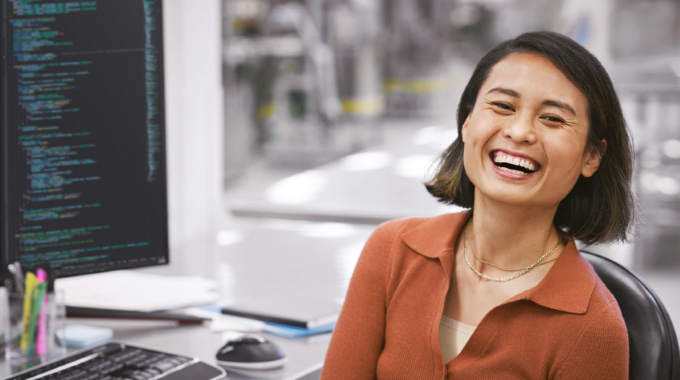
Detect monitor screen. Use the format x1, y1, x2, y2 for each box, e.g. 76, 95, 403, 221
1, 0, 169, 279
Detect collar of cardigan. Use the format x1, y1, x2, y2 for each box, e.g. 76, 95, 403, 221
399, 210, 596, 315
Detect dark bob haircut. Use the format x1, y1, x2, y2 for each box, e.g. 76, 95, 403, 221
425, 31, 636, 245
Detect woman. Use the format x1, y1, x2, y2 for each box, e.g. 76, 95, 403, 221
321, 31, 635, 379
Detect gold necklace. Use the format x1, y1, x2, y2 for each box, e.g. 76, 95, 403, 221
463, 219, 563, 282
471, 240, 559, 271
472, 251, 558, 271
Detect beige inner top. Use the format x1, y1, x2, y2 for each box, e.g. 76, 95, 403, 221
438, 315, 477, 363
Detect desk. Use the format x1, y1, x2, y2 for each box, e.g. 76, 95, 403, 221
227, 122, 463, 224
1, 222, 377, 380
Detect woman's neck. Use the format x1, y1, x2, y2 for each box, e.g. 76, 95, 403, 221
468, 190, 561, 271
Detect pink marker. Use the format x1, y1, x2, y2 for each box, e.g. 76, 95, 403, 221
36, 268, 48, 356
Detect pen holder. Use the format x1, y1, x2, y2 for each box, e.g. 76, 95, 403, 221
4, 291, 66, 368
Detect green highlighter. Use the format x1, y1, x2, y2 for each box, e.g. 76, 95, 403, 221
20, 272, 38, 354
26, 281, 47, 355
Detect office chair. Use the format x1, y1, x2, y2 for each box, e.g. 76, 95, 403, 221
582, 251, 680, 380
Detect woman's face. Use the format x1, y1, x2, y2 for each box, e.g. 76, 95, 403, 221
461, 52, 602, 209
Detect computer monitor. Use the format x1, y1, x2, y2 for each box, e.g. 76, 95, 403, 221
0, 0, 169, 281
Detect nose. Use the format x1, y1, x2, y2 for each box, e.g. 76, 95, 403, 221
502, 115, 537, 145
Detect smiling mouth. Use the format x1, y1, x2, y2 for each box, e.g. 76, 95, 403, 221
490, 150, 540, 175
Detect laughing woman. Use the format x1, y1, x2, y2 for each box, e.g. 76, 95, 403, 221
321, 31, 635, 380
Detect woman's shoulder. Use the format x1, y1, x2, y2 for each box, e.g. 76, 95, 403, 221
578, 253, 626, 323
360, 212, 468, 263
551, 282, 629, 378
563, 260, 628, 354
360, 217, 431, 259
372, 211, 470, 244
369, 213, 457, 240
551, 274, 629, 377
359, 212, 470, 275
587, 274, 627, 327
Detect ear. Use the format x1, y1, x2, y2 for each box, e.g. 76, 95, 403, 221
581, 139, 606, 178
461, 114, 471, 143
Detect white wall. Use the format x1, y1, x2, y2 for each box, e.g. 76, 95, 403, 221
163, 0, 229, 252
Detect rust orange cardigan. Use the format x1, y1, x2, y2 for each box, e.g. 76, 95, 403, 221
321, 211, 629, 379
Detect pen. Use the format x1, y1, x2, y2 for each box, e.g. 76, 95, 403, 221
20, 272, 37, 354
36, 268, 48, 356
27, 281, 47, 355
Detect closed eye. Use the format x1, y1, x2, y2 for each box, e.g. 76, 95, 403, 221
542, 115, 566, 124
492, 102, 514, 111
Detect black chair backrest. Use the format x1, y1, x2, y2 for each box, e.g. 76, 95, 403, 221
582, 251, 680, 380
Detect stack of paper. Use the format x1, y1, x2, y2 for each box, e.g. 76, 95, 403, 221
55, 271, 220, 312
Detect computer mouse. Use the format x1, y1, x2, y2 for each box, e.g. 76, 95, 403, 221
215, 334, 288, 370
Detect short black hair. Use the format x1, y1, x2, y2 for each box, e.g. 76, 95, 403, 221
425, 31, 636, 245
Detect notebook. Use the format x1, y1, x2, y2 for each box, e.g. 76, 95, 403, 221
221, 296, 341, 329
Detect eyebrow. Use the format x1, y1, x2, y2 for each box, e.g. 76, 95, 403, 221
541, 99, 576, 116
487, 87, 519, 98
486, 86, 577, 116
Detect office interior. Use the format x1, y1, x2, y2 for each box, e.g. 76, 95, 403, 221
2, 0, 680, 378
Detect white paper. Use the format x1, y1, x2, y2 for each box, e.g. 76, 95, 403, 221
55, 270, 220, 312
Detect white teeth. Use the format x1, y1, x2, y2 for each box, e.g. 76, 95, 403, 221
498, 166, 527, 175
493, 151, 537, 172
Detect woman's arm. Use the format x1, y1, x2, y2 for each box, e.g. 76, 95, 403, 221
320, 221, 398, 379
554, 301, 629, 380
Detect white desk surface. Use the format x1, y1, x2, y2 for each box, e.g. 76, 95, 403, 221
1, 222, 377, 380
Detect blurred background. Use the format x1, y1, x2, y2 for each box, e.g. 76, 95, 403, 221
163, 0, 680, 330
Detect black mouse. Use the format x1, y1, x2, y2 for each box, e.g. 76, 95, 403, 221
215, 334, 288, 370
